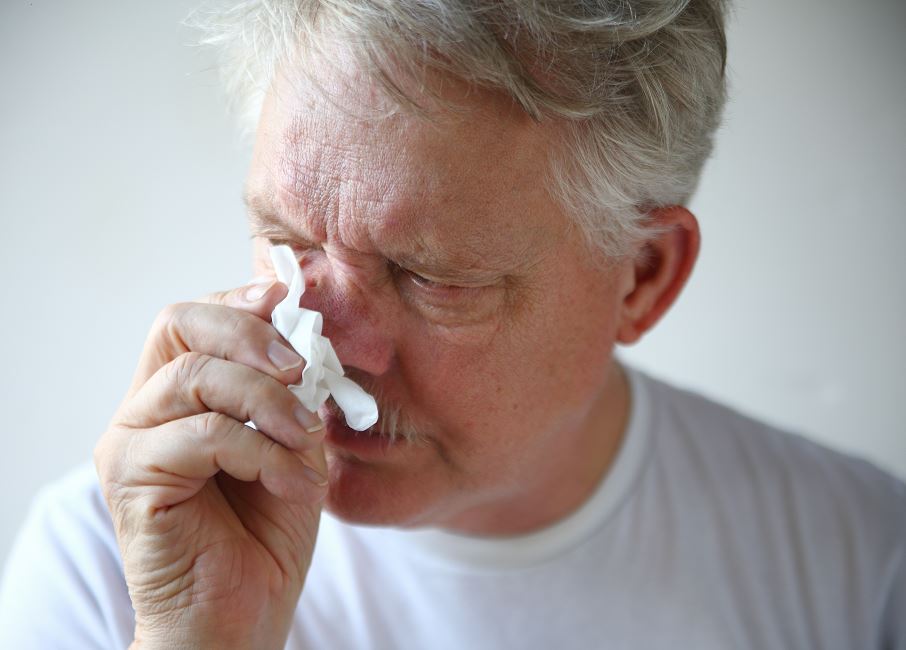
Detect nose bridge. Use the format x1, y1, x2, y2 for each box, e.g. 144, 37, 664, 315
299, 258, 395, 378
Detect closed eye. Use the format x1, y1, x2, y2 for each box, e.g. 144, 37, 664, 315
391, 263, 480, 304
403, 268, 456, 291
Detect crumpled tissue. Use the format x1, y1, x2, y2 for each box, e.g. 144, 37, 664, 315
267, 244, 379, 431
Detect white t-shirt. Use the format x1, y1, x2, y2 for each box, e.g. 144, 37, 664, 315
1, 366, 904, 649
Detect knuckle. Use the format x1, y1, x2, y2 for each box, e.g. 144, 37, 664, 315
150, 302, 183, 337
250, 368, 279, 398
93, 428, 129, 503
148, 302, 193, 356
260, 436, 281, 463
168, 351, 212, 398
223, 308, 257, 342
191, 411, 231, 446
240, 372, 285, 425
198, 288, 231, 306
93, 421, 125, 475
92, 437, 110, 477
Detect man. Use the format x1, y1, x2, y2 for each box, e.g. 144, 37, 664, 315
0, 1, 903, 648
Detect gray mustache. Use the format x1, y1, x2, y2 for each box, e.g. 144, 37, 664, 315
323, 384, 426, 445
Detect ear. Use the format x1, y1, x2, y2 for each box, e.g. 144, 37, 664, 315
615, 206, 700, 345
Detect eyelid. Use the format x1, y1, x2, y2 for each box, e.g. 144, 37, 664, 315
405, 269, 456, 290
396, 269, 496, 313
391, 263, 461, 290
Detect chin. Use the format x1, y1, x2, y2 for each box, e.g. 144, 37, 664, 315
323, 449, 448, 528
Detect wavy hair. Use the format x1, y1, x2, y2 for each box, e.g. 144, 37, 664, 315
189, 0, 728, 257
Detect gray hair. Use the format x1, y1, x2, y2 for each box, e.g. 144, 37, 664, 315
189, 0, 728, 258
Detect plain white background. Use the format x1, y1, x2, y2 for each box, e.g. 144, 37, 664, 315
0, 0, 904, 568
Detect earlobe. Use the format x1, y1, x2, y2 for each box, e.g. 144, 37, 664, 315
615, 206, 701, 345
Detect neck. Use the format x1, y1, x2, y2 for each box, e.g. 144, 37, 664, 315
440, 360, 631, 536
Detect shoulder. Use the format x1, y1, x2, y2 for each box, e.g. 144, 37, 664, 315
635, 367, 906, 527
24, 462, 119, 545
631, 367, 905, 643
17, 462, 123, 573
0, 462, 133, 649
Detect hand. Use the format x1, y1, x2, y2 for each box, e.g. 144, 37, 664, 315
94, 280, 328, 650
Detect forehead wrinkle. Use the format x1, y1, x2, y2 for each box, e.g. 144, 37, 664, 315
276, 113, 420, 253
272, 120, 394, 224
263, 77, 548, 278
273, 146, 530, 278
275, 160, 406, 259
274, 134, 339, 242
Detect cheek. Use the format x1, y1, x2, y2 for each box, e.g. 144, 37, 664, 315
410, 264, 617, 456
394, 324, 522, 471
401, 290, 617, 459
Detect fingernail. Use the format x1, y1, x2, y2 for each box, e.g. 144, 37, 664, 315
245, 279, 276, 302
295, 404, 325, 434
301, 464, 328, 487
267, 340, 304, 371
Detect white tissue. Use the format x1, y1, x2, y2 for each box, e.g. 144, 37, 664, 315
267, 244, 379, 431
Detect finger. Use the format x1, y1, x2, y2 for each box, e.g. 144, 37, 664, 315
120, 352, 324, 450
196, 275, 286, 320
119, 412, 328, 509
129, 296, 304, 397
215, 472, 322, 579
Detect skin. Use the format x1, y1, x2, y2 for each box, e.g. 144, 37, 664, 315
95, 45, 699, 650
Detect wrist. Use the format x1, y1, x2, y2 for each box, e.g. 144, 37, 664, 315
132, 614, 292, 650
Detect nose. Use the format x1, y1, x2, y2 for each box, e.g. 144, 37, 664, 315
298, 264, 395, 378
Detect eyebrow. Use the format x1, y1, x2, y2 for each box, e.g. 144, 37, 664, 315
242, 189, 513, 282
243, 190, 321, 246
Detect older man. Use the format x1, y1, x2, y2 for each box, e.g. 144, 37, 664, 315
1, 1, 904, 648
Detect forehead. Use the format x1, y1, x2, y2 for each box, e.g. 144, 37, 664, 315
246, 57, 567, 265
